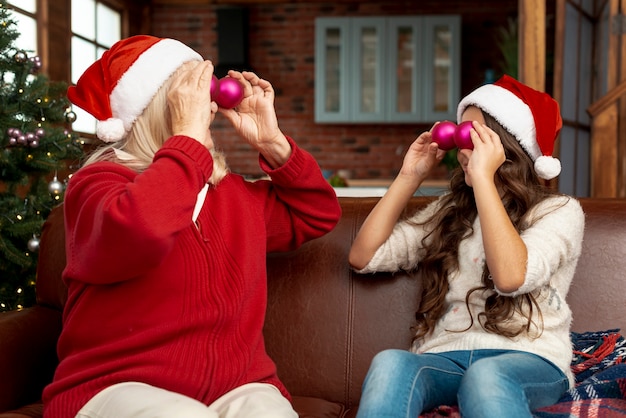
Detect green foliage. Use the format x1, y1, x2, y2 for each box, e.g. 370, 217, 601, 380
0, 4, 84, 311
328, 173, 348, 187
497, 17, 518, 78
440, 148, 459, 172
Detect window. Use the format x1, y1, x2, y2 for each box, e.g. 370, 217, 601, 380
315, 16, 460, 123
71, 0, 121, 135
6, 1, 38, 55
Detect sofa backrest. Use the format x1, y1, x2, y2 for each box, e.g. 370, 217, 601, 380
265, 197, 422, 409
35, 197, 626, 411
264, 196, 626, 409
36, 204, 67, 310
566, 198, 626, 333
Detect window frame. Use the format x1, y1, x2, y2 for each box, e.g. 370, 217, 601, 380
5, 1, 40, 64
70, 0, 123, 138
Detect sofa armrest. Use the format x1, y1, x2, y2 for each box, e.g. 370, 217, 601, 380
0, 305, 62, 412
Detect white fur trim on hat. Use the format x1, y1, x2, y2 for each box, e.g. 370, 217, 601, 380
107, 39, 202, 141
96, 118, 126, 143
457, 84, 543, 163
534, 155, 561, 180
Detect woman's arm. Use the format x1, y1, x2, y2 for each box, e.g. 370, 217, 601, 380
218, 70, 292, 169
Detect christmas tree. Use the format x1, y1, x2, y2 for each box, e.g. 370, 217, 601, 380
0, 4, 84, 311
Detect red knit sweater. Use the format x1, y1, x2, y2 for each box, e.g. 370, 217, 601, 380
42, 135, 341, 418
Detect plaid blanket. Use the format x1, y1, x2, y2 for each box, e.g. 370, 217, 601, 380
420, 329, 626, 418
534, 329, 626, 417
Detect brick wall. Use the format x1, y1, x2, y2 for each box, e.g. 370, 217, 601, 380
150, 1, 525, 181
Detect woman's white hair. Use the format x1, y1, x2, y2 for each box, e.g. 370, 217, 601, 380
83, 63, 228, 186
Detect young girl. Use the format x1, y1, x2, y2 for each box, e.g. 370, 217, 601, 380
42, 35, 341, 418
349, 75, 584, 418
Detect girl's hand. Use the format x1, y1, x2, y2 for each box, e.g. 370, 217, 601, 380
399, 126, 447, 180
219, 70, 291, 168
168, 60, 217, 150
466, 121, 506, 183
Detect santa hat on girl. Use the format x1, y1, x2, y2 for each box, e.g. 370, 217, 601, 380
456, 75, 563, 180
68, 35, 202, 143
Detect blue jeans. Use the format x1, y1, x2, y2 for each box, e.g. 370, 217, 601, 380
355, 349, 569, 418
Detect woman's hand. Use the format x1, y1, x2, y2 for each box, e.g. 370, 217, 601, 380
167, 60, 218, 149
218, 70, 291, 168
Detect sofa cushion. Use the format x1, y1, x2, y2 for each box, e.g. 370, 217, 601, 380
0, 402, 43, 418
291, 396, 348, 417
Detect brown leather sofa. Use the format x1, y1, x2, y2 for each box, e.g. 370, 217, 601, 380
1, 196, 626, 418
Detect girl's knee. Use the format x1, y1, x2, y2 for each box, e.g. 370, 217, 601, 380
459, 358, 525, 404
462, 357, 503, 387
370, 349, 412, 370
363, 349, 416, 391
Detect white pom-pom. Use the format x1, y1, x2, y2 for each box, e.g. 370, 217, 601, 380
96, 118, 126, 143
534, 155, 561, 180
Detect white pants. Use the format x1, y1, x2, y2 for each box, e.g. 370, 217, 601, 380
76, 382, 298, 418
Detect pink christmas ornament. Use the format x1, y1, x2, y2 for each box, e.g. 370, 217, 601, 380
210, 75, 220, 100
215, 77, 244, 109
454, 121, 474, 150
431, 121, 457, 151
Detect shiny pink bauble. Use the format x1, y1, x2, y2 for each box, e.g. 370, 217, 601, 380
210, 75, 220, 100
215, 77, 244, 109
431, 121, 457, 151
454, 121, 474, 150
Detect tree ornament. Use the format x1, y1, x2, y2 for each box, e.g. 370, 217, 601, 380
13, 50, 27, 63
0, 2, 85, 312
8, 127, 21, 138
48, 175, 64, 195
29, 55, 41, 73
27, 235, 40, 252
65, 110, 77, 123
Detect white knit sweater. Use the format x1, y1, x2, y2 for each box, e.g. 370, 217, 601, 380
357, 195, 585, 387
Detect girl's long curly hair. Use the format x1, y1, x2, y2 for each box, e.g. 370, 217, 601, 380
411, 112, 562, 343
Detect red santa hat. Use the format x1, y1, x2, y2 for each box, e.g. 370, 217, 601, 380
456, 75, 563, 180
67, 35, 203, 143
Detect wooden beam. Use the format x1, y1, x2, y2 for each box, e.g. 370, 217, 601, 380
151, 0, 323, 3
552, 0, 565, 105
518, 0, 545, 90
587, 79, 626, 116
551, 0, 565, 180
590, 104, 619, 197
619, 0, 626, 196
151, 0, 209, 3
